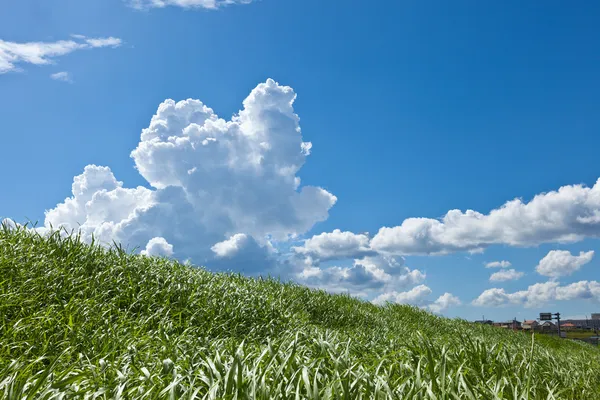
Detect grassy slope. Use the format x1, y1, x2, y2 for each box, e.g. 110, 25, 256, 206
1, 227, 600, 399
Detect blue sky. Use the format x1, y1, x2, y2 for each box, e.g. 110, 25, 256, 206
2, 0, 600, 321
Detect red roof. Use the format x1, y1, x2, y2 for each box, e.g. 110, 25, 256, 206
562, 323, 576, 327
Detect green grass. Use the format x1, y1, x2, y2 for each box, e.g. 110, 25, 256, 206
565, 331, 598, 339
1, 225, 600, 399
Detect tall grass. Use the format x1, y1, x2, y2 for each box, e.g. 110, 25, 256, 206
1, 224, 599, 399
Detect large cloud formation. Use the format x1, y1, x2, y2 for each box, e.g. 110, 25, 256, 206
294, 179, 600, 257
370, 180, 600, 255
32, 79, 452, 310
43, 79, 336, 271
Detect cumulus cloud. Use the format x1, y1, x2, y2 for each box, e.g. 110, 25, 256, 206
276, 174, 600, 304
473, 280, 600, 308
141, 237, 174, 256
292, 229, 372, 260
1, 218, 18, 230
211, 233, 250, 258
297, 255, 425, 296
489, 268, 524, 282
0, 35, 121, 74
429, 293, 462, 314
210, 233, 278, 275
129, 0, 252, 10
373, 285, 432, 306
486, 260, 511, 268
50, 71, 73, 83
536, 250, 594, 279
372, 285, 461, 314
41, 79, 336, 274
472, 288, 512, 308
369, 180, 600, 255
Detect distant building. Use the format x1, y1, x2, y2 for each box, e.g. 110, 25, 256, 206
592, 313, 600, 320
540, 321, 556, 331
561, 322, 576, 330
560, 318, 600, 330
494, 320, 521, 330
522, 320, 539, 330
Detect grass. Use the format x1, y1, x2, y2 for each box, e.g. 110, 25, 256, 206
1, 224, 600, 399
565, 331, 599, 339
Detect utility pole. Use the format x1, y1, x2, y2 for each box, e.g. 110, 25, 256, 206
540, 312, 562, 338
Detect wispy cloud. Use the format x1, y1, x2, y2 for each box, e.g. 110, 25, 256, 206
0, 35, 122, 75
485, 260, 511, 268
128, 0, 253, 10
50, 71, 73, 83
84, 37, 122, 48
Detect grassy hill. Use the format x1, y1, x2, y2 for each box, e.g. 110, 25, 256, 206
1, 225, 600, 399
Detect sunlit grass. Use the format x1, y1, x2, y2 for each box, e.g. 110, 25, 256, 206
1, 223, 600, 399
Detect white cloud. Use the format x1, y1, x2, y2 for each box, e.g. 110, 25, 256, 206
372, 285, 460, 314
428, 293, 461, 314
472, 288, 513, 308
370, 179, 600, 255
373, 285, 432, 306
210, 233, 277, 275
50, 71, 73, 83
43, 164, 155, 243
536, 250, 594, 279
41, 79, 336, 273
284, 175, 600, 305
19, 73, 600, 311
473, 280, 600, 308
485, 260, 511, 268
83, 37, 122, 48
211, 233, 250, 258
1, 218, 18, 230
280, 174, 600, 304
0, 35, 121, 74
141, 237, 174, 256
297, 255, 425, 296
292, 229, 372, 260
489, 268, 524, 282
129, 0, 252, 10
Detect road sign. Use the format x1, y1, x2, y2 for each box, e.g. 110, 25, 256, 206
540, 313, 552, 321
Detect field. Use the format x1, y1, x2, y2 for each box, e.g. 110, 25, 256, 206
1, 225, 600, 399
565, 331, 599, 339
